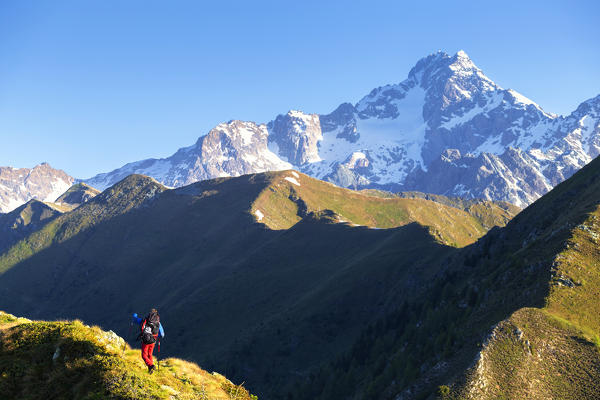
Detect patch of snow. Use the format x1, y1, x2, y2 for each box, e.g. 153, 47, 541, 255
345, 151, 367, 165
238, 126, 256, 146
267, 140, 287, 162
242, 153, 258, 164
508, 89, 556, 118
0, 196, 24, 213
254, 209, 264, 221
528, 148, 549, 161
291, 171, 300, 178
580, 115, 599, 144
44, 179, 73, 203
507, 89, 537, 106
456, 49, 469, 58
442, 91, 504, 130
513, 119, 555, 151
317, 85, 428, 183
261, 147, 293, 170
476, 138, 507, 155
284, 177, 301, 186
139, 160, 173, 180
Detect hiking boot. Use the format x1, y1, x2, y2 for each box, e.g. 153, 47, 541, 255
148, 365, 155, 374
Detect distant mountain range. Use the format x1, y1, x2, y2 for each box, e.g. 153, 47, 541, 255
0, 163, 74, 213
82, 50, 599, 207
0, 50, 597, 213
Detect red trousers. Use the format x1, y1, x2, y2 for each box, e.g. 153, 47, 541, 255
141, 342, 156, 366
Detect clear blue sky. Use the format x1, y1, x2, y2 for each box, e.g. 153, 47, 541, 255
1, 0, 598, 178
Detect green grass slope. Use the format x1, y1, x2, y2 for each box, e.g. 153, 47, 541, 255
54, 182, 101, 209
0, 171, 514, 398
0, 311, 255, 400
396, 191, 521, 230
251, 171, 517, 247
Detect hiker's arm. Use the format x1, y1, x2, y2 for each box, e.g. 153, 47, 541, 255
132, 313, 142, 325
159, 323, 165, 338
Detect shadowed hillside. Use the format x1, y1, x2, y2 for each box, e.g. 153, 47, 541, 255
0, 200, 63, 254
0, 171, 516, 398
292, 155, 600, 399
0, 183, 100, 254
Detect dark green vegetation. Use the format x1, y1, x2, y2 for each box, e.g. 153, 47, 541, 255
0, 200, 63, 254
0, 311, 255, 399
293, 155, 600, 399
0, 171, 517, 399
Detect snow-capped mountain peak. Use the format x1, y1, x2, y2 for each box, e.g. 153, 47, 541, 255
0, 163, 74, 213
83, 51, 600, 207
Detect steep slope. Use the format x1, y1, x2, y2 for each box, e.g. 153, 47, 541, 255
0, 163, 74, 213
84, 51, 599, 207
0, 183, 100, 254
0, 171, 516, 399
0, 199, 64, 254
0, 311, 255, 400
54, 182, 100, 209
293, 154, 600, 400
452, 151, 600, 400
391, 191, 520, 230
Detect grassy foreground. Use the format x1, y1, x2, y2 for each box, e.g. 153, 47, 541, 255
0, 311, 256, 400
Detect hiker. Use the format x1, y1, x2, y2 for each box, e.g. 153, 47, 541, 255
132, 309, 165, 374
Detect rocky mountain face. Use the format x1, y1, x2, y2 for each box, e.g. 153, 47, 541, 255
0, 163, 74, 213
84, 51, 599, 207
86, 120, 292, 190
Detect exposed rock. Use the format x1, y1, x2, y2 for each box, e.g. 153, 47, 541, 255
0, 163, 74, 213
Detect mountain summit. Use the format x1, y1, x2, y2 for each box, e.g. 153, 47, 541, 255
0, 163, 74, 213
84, 51, 599, 207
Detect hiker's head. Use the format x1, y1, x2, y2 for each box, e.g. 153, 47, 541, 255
150, 308, 158, 314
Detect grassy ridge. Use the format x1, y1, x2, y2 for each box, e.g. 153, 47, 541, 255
455, 308, 600, 400
251, 171, 517, 247
54, 182, 100, 208
0, 311, 255, 400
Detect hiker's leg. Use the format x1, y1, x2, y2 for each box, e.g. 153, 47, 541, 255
141, 343, 153, 366
146, 342, 156, 366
